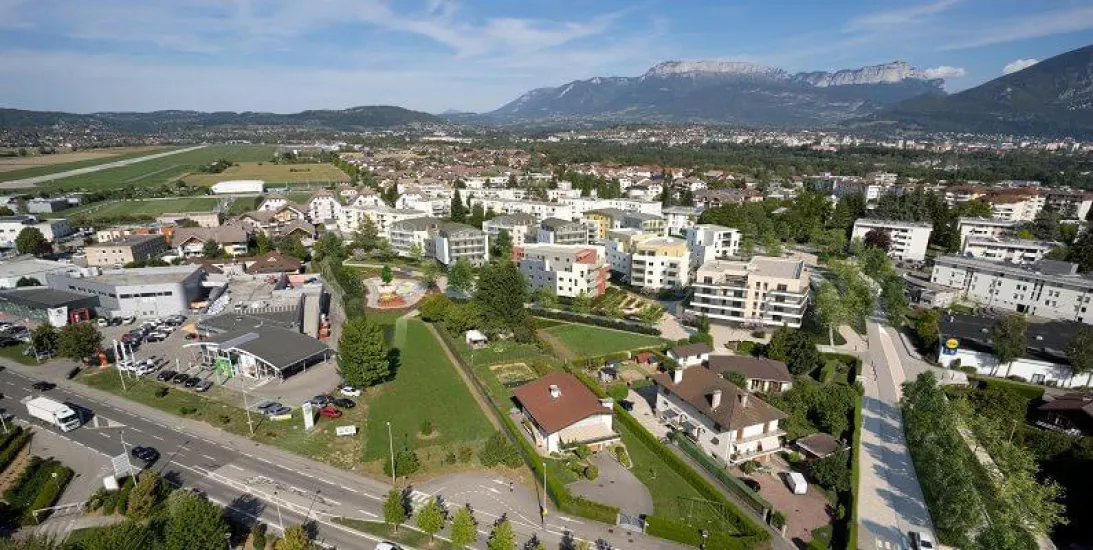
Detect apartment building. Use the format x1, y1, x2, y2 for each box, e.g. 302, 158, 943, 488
483, 214, 538, 249
652, 367, 786, 464
433, 223, 489, 266
306, 191, 342, 224
85, 234, 169, 267
603, 229, 658, 278
538, 218, 589, 245
582, 208, 628, 241
337, 204, 427, 239
687, 257, 811, 328
957, 217, 1018, 247
961, 237, 1057, 264
988, 193, 1044, 222
622, 212, 666, 234
389, 217, 442, 259
662, 206, 703, 237
931, 256, 1093, 324
851, 218, 933, 262
684, 224, 742, 268
629, 237, 690, 291
173, 225, 249, 257
0, 216, 71, 248
1041, 189, 1093, 220
468, 197, 573, 221
515, 244, 609, 298
396, 194, 450, 218
559, 197, 663, 218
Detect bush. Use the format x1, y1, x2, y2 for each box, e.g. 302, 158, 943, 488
178, 406, 196, 415
155, 387, 169, 398
458, 445, 474, 463
115, 476, 134, 515
86, 488, 107, 512
420, 418, 433, 436
527, 306, 661, 335
251, 522, 268, 550
614, 446, 632, 468
478, 431, 523, 468
751, 330, 766, 339
572, 445, 592, 460
218, 414, 231, 424
807, 449, 851, 492
771, 511, 786, 529
66, 366, 81, 380
382, 448, 420, 477
583, 464, 599, 480
606, 384, 629, 402
740, 461, 758, 474
0, 428, 30, 473
736, 341, 758, 356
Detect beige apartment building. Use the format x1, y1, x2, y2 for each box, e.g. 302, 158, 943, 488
687, 257, 810, 328
85, 234, 168, 267
630, 237, 690, 291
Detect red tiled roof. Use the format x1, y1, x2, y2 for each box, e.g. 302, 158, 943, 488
511, 372, 609, 434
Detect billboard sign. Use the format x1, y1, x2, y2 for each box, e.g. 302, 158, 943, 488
214, 357, 234, 378
302, 401, 316, 430
942, 338, 959, 356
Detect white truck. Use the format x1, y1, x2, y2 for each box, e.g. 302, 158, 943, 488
25, 397, 81, 432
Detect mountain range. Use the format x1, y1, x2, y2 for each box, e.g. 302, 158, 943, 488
484, 60, 946, 127
482, 45, 1093, 137
0, 105, 442, 134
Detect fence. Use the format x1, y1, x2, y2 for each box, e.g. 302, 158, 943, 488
672, 433, 773, 520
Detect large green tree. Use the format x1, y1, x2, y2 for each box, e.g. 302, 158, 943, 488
15, 227, 50, 256
29, 324, 58, 355
1068, 227, 1093, 272
913, 309, 941, 349
337, 318, 391, 387
764, 326, 820, 375
126, 472, 161, 520
415, 496, 447, 540
164, 491, 228, 550
350, 217, 381, 253
57, 322, 102, 361
383, 489, 407, 532
449, 506, 479, 547
473, 261, 529, 334
486, 519, 516, 550
275, 525, 317, 550
1066, 325, 1093, 387
880, 277, 909, 327
992, 315, 1028, 377
490, 229, 513, 261
447, 258, 475, 295
450, 190, 467, 223
813, 282, 849, 346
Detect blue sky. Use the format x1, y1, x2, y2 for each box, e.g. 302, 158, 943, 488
0, 0, 1090, 114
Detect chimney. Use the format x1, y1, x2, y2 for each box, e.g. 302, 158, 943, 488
672, 369, 684, 384
710, 389, 722, 409
549, 384, 561, 399
739, 393, 749, 408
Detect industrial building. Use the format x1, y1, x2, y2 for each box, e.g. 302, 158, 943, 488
46, 265, 207, 318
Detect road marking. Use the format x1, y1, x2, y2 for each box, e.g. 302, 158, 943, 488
289, 486, 304, 493
357, 509, 377, 518
129, 427, 143, 433
202, 454, 216, 461
151, 435, 164, 441
324, 497, 342, 506
95, 432, 110, 438
361, 492, 382, 501
317, 478, 336, 486
228, 465, 244, 471
344, 487, 359, 493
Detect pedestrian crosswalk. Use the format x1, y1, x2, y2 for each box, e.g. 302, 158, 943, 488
408, 490, 432, 510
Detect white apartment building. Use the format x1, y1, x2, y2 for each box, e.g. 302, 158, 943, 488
483, 214, 538, 249
1041, 189, 1093, 220
684, 224, 742, 269
306, 192, 342, 224
851, 218, 933, 262
662, 206, 703, 237
603, 229, 658, 278
0, 216, 71, 248
988, 194, 1045, 222
961, 237, 1057, 265
653, 367, 786, 464
687, 257, 811, 328
629, 237, 691, 291
931, 256, 1093, 324
337, 204, 427, 239
515, 244, 609, 298
957, 217, 1018, 247
538, 218, 589, 245
396, 194, 451, 218
433, 223, 489, 266
468, 197, 573, 221
559, 197, 662, 218
389, 217, 441, 260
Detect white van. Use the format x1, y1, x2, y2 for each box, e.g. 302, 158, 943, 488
786, 472, 808, 495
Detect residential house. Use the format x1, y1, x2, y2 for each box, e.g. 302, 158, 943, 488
667, 343, 712, 368
512, 372, 619, 454
85, 234, 168, 267
708, 355, 793, 393
173, 225, 249, 257
652, 367, 786, 464
1036, 394, 1093, 437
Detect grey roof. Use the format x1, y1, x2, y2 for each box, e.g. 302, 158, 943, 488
91, 234, 165, 247
438, 222, 483, 238
199, 312, 299, 332
669, 342, 712, 359
540, 217, 580, 230
796, 432, 842, 458
392, 216, 443, 232
708, 355, 793, 383
174, 225, 249, 246
938, 313, 1081, 365
586, 208, 628, 219
935, 256, 1091, 289
0, 287, 99, 309
623, 212, 663, 222
489, 213, 539, 226
199, 317, 328, 371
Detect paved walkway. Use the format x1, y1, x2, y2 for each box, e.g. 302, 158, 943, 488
568, 454, 654, 516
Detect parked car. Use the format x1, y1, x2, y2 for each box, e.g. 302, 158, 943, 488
183, 376, 201, 388
171, 373, 189, 384
31, 381, 55, 391
333, 398, 356, 409
909, 531, 935, 550
255, 400, 278, 413
96, 318, 109, 327
194, 380, 213, 392
145, 332, 169, 343
130, 446, 160, 464
122, 315, 136, 325
374, 543, 401, 550
339, 385, 361, 397
310, 394, 334, 406
739, 478, 761, 492
157, 370, 177, 382
318, 406, 342, 419
267, 405, 292, 417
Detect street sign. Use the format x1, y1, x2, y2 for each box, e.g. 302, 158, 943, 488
335, 425, 357, 436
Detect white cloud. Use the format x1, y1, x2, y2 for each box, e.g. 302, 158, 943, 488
1002, 58, 1039, 75
844, 0, 961, 33
943, 5, 1093, 50
923, 65, 966, 79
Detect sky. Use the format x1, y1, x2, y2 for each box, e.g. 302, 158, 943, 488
0, 0, 1091, 115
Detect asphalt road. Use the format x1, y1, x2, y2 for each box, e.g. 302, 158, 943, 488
0, 362, 688, 550
856, 320, 936, 550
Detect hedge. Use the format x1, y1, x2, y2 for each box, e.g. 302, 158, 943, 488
528, 307, 662, 335
846, 389, 863, 550
2, 456, 73, 525
673, 434, 773, 516
22, 463, 73, 525
0, 428, 32, 473
646, 516, 769, 550
968, 375, 1046, 401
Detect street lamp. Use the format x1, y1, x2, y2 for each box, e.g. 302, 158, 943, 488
386, 421, 395, 485
305, 489, 322, 523
272, 490, 284, 531
241, 381, 255, 436
225, 532, 231, 550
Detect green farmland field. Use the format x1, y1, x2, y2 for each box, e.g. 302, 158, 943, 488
67, 197, 220, 219
37, 144, 276, 191
0, 147, 177, 183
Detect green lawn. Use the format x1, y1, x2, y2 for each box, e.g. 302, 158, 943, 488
227, 196, 262, 214
68, 197, 220, 219
0, 147, 176, 183
361, 320, 492, 461
38, 145, 276, 191
618, 421, 706, 520
542, 323, 664, 357
448, 333, 553, 367
0, 345, 44, 366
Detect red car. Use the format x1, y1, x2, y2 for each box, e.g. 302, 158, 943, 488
318, 405, 342, 419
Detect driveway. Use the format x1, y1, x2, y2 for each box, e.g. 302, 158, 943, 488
628, 387, 669, 439
746, 463, 833, 545
568, 453, 654, 516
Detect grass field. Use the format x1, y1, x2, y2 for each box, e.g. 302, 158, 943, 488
226, 196, 261, 215
362, 319, 492, 461
67, 197, 220, 219
541, 323, 664, 357
0, 147, 173, 181
182, 161, 348, 187
38, 144, 276, 191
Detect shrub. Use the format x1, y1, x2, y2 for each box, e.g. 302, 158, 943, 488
606, 384, 629, 402
115, 476, 134, 515
807, 449, 851, 492
217, 414, 231, 424
478, 431, 522, 468
66, 366, 81, 380
751, 330, 766, 339
572, 445, 592, 460
736, 341, 758, 356
251, 522, 268, 550
178, 406, 196, 415
420, 418, 433, 436
443, 451, 456, 465
382, 448, 420, 477
458, 445, 474, 463
527, 306, 661, 335
771, 511, 786, 529
614, 446, 632, 468
740, 460, 758, 474
583, 464, 599, 480
155, 387, 169, 398
0, 428, 30, 473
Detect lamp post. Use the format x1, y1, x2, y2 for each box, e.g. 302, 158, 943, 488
272, 490, 284, 531
241, 381, 255, 436
225, 532, 231, 550
305, 489, 322, 523
386, 421, 395, 485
